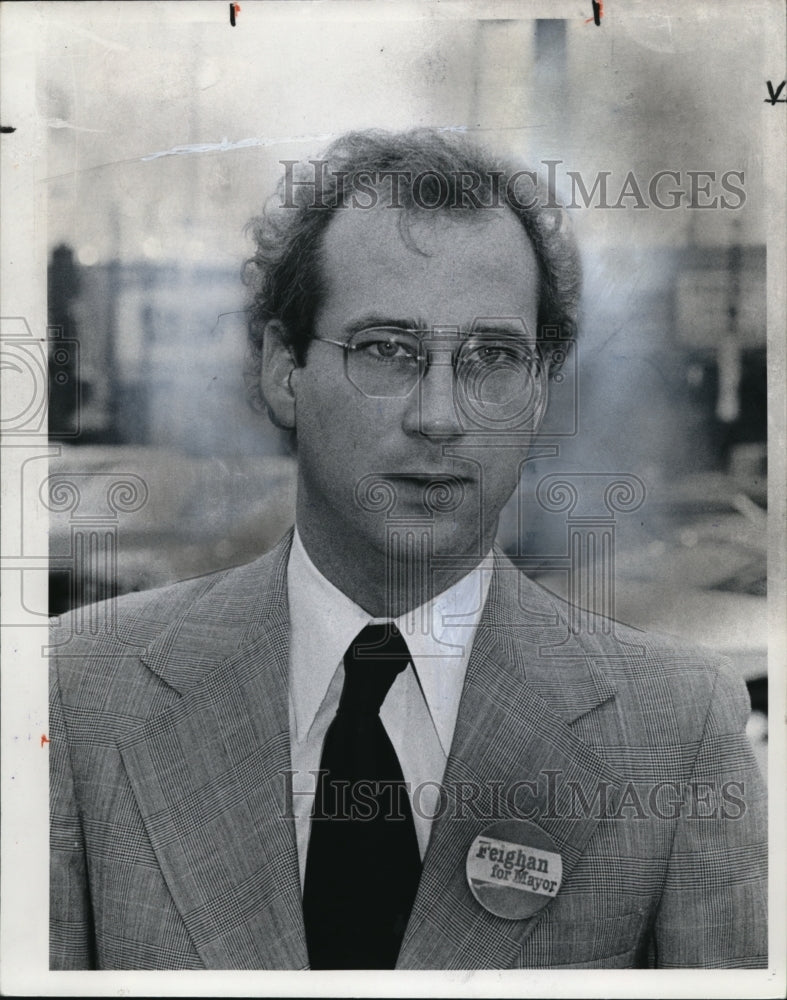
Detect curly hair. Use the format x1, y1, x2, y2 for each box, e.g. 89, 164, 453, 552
243, 128, 582, 417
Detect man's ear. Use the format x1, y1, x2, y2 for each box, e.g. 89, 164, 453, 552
260, 320, 298, 429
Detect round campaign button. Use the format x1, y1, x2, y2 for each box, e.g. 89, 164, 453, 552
466, 819, 563, 920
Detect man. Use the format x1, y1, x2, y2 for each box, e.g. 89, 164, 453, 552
50, 129, 767, 970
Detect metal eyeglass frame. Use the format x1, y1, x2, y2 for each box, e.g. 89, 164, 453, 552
309, 328, 541, 388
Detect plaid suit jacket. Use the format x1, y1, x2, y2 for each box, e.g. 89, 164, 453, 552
50, 530, 767, 970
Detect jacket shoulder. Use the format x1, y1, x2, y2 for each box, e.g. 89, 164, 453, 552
51, 565, 234, 656
50, 533, 292, 707
503, 556, 752, 736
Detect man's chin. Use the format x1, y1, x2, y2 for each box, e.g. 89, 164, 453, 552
362, 515, 495, 565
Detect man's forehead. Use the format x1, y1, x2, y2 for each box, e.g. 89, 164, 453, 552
314, 203, 539, 335
320, 208, 539, 329
319, 202, 534, 266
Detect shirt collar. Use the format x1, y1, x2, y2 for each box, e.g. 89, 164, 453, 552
287, 529, 493, 753
390, 566, 492, 754
287, 530, 370, 744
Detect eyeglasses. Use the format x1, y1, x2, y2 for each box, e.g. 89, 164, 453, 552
311, 326, 544, 404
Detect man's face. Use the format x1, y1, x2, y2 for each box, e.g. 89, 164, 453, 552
290, 203, 541, 581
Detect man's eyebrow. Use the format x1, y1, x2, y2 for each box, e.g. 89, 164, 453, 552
469, 319, 530, 335
342, 314, 430, 336
340, 314, 531, 338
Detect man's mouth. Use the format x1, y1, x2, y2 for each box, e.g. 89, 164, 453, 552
385, 473, 470, 513
353, 471, 475, 516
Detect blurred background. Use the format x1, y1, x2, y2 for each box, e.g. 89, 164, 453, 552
44, 4, 768, 770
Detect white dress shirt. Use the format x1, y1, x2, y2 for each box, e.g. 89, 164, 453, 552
287, 529, 493, 886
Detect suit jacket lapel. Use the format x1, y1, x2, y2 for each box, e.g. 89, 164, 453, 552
398, 553, 624, 970
118, 532, 309, 970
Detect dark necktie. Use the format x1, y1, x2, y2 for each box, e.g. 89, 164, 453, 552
303, 622, 422, 969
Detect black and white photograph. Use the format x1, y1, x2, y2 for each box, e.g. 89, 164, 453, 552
1, 0, 784, 995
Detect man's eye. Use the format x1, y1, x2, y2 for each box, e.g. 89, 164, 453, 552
363, 339, 417, 361
478, 345, 510, 361
469, 343, 525, 365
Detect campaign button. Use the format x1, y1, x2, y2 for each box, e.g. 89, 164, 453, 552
466, 819, 563, 920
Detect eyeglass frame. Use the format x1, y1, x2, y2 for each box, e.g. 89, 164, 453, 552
308, 326, 547, 398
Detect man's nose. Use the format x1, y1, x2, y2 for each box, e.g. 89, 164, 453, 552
403, 348, 464, 439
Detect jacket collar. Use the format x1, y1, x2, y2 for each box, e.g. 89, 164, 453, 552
481, 549, 619, 720
141, 536, 618, 721
140, 532, 294, 694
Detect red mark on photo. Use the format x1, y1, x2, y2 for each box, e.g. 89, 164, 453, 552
586, 1, 603, 25
41, 734, 50, 747
230, 2, 241, 26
